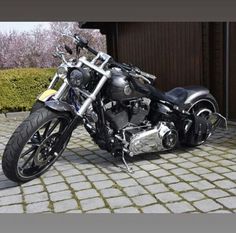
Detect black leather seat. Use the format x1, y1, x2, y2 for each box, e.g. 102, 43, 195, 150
165, 87, 188, 105
165, 86, 210, 106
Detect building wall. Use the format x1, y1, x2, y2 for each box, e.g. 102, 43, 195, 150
106, 22, 227, 115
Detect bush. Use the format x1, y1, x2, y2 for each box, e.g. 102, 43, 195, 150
0, 68, 56, 113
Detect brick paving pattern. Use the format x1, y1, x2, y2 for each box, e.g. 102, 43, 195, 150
0, 113, 236, 213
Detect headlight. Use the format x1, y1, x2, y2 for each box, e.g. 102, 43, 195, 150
68, 69, 84, 87
57, 66, 68, 77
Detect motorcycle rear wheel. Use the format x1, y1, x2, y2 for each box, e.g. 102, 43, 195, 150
2, 107, 72, 183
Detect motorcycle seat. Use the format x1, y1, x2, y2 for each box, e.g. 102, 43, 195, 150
165, 87, 188, 105
165, 86, 210, 106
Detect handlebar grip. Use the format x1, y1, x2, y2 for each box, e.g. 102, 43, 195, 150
86, 46, 98, 56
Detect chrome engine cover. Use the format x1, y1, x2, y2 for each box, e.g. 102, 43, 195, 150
129, 122, 178, 156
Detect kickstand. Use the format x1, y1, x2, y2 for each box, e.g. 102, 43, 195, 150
118, 151, 134, 174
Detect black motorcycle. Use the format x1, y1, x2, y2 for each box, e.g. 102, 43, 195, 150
2, 34, 227, 183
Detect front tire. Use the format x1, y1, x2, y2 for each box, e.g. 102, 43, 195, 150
2, 108, 72, 183
30, 100, 45, 114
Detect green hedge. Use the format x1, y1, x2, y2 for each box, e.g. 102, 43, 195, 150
0, 68, 56, 113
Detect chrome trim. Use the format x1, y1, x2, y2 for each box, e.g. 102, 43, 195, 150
48, 74, 59, 89
187, 99, 217, 113
129, 122, 177, 155
77, 72, 111, 116
80, 57, 107, 75
53, 80, 69, 100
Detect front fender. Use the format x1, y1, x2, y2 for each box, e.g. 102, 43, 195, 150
38, 89, 57, 102
45, 99, 77, 116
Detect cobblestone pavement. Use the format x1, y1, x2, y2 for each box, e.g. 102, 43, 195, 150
0, 114, 236, 213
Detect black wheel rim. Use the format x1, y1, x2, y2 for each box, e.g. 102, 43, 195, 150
17, 116, 70, 179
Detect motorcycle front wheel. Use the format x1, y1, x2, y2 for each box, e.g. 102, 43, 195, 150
2, 108, 72, 183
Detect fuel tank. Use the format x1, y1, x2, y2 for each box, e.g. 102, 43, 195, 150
105, 68, 145, 101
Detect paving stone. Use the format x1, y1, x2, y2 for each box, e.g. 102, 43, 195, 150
181, 191, 205, 202
60, 169, 81, 177
137, 176, 159, 185
192, 150, 209, 157
53, 199, 78, 213
211, 167, 231, 174
193, 199, 223, 212
76, 189, 100, 200
0, 187, 21, 197
166, 201, 195, 213
179, 174, 201, 182
190, 167, 211, 175
142, 204, 170, 213
0, 204, 24, 213
46, 182, 69, 193
23, 185, 44, 195
159, 163, 177, 170
66, 209, 82, 213
217, 197, 236, 209
207, 155, 223, 162
217, 159, 235, 166
150, 169, 170, 177
26, 201, 50, 213
116, 178, 138, 188
107, 196, 132, 209
169, 182, 193, 192
170, 168, 189, 176
93, 180, 114, 190
214, 180, 236, 189
70, 182, 92, 191
170, 158, 187, 163
201, 173, 224, 182
140, 164, 159, 171
204, 189, 229, 199
159, 176, 180, 184
130, 170, 149, 179
65, 175, 87, 183
80, 197, 105, 211
87, 174, 109, 182
21, 178, 42, 187
145, 184, 169, 194
49, 190, 72, 202
83, 168, 101, 176
155, 192, 182, 203
43, 176, 64, 185
123, 186, 148, 197
100, 188, 123, 198
87, 208, 112, 213
0, 194, 22, 206
179, 161, 197, 169
0, 181, 14, 190
223, 172, 236, 181
25, 192, 49, 204
114, 207, 140, 213
131, 194, 156, 207
190, 180, 215, 190
210, 210, 233, 213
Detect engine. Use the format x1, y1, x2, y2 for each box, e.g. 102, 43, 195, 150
128, 122, 178, 156
104, 98, 150, 131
